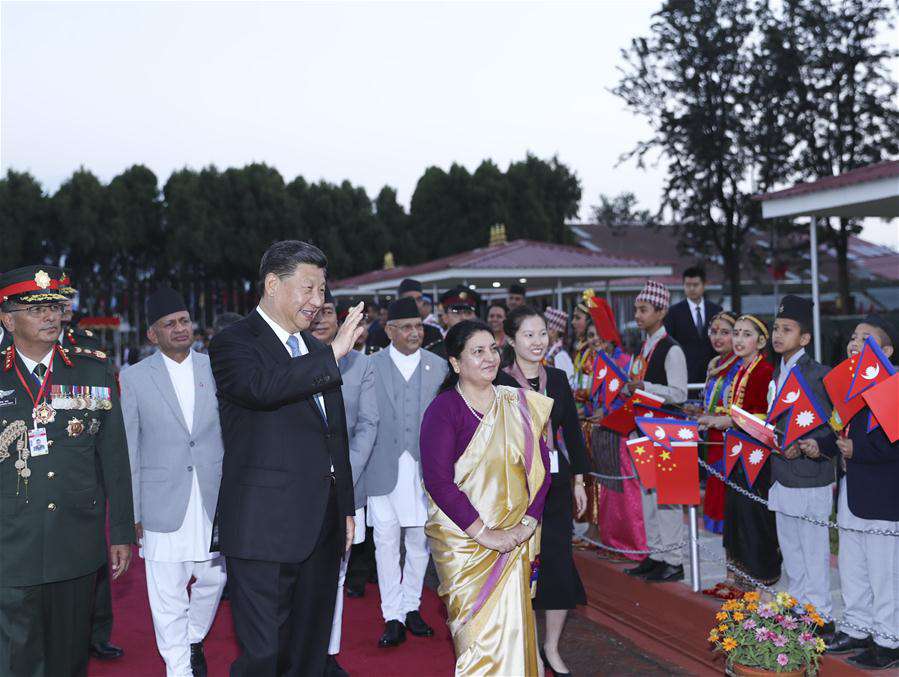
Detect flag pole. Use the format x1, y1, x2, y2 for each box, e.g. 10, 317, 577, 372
688, 506, 701, 593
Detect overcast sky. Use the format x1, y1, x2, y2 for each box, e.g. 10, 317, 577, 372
2, 1, 897, 250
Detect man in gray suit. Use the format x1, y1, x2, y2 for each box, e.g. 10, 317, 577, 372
311, 290, 379, 676
120, 288, 226, 677
363, 297, 447, 648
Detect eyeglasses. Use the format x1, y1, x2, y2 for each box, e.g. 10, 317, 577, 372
7, 304, 65, 317
388, 322, 423, 333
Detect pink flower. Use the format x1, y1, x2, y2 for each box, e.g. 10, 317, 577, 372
799, 632, 814, 645
779, 616, 798, 630
742, 619, 757, 630
758, 604, 776, 618
777, 654, 789, 667
755, 627, 770, 642
773, 634, 788, 647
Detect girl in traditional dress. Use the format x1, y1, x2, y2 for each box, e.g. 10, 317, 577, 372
421, 320, 552, 676
698, 315, 781, 590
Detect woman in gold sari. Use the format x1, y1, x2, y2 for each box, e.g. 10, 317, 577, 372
421, 320, 552, 676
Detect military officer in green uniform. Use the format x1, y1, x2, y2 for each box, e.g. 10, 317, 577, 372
55, 272, 123, 661
0, 265, 134, 677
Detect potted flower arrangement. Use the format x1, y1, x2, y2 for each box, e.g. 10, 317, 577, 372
708, 591, 827, 675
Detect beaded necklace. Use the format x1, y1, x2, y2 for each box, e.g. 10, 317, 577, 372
456, 384, 497, 422
727, 353, 764, 410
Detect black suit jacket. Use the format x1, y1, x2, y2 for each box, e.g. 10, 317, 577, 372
664, 297, 723, 385
209, 310, 354, 563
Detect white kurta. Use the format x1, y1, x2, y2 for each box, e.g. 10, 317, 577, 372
141, 351, 214, 563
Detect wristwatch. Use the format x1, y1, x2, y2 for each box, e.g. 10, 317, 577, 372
520, 516, 536, 529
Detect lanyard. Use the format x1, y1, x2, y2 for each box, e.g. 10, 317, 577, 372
13, 351, 54, 429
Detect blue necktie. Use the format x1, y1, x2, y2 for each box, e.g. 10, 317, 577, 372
287, 335, 327, 422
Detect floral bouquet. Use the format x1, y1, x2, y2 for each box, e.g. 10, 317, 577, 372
708, 591, 826, 674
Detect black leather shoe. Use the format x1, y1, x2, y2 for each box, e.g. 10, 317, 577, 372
346, 582, 365, 598
325, 654, 350, 677
190, 642, 207, 677
848, 644, 899, 670
405, 610, 434, 637
826, 631, 872, 654
89, 642, 124, 660
624, 557, 661, 577
540, 647, 571, 676
378, 620, 406, 648
644, 563, 684, 582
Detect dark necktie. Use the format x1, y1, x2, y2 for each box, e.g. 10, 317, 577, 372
32, 363, 47, 391
695, 305, 704, 336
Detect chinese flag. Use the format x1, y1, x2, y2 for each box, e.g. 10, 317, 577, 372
731, 405, 779, 450
846, 336, 896, 402
767, 367, 828, 448
862, 372, 899, 443
656, 441, 701, 505
635, 417, 698, 452
824, 353, 865, 429
626, 436, 657, 489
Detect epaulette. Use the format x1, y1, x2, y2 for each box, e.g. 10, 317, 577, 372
70, 346, 108, 361
56, 344, 73, 367
3, 347, 13, 372
83, 329, 94, 338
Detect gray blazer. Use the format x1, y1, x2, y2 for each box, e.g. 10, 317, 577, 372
339, 350, 379, 509
362, 348, 447, 497
121, 350, 225, 532
770, 352, 837, 489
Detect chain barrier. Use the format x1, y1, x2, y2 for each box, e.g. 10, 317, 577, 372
579, 534, 687, 556
589, 470, 637, 481
698, 458, 899, 537
692, 538, 899, 644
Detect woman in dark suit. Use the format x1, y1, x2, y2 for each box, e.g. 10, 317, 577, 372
496, 305, 588, 676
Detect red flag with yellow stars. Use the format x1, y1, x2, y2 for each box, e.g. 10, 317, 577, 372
863, 372, 899, 443
656, 441, 700, 505
625, 436, 657, 489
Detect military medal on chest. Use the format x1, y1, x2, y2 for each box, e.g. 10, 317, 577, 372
32, 401, 56, 426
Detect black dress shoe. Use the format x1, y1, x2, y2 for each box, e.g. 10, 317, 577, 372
644, 563, 684, 582
624, 557, 661, 577
540, 647, 572, 676
826, 631, 872, 654
190, 642, 207, 677
89, 641, 124, 660
405, 610, 434, 637
848, 643, 899, 670
325, 654, 350, 677
346, 582, 365, 598
378, 620, 406, 648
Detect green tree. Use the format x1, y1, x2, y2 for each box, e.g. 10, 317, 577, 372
591, 192, 652, 232
0, 170, 52, 270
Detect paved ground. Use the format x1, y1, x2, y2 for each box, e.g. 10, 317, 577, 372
539, 611, 688, 676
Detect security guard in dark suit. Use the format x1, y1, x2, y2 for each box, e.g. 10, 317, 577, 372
0, 265, 134, 677
55, 272, 122, 660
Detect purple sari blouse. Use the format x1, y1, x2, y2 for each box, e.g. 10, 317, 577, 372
420, 388, 552, 531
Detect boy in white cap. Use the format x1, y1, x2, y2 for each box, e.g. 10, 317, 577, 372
622, 279, 689, 582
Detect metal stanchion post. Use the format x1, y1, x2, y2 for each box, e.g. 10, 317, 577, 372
688, 505, 701, 593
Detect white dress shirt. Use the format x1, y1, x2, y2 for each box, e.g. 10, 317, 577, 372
18, 350, 54, 378
142, 350, 215, 563
256, 305, 327, 419
640, 326, 688, 404
776, 348, 805, 394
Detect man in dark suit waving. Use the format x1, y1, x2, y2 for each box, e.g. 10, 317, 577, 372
664, 266, 723, 385
209, 240, 364, 676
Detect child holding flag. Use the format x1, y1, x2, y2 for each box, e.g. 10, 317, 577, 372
825, 316, 899, 670
766, 295, 837, 638
699, 314, 780, 590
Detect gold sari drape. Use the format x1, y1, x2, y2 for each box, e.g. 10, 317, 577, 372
425, 386, 552, 676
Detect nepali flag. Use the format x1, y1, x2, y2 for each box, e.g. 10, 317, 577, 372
635, 417, 699, 452
625, 436, 657, 489
731, 404, 779, 450
656, 441, 701, 505
862, 371, 899, 442
591, 350, 628, 412
823, 353, 866, 431
724, 429, 772, 487
767, 367, 828, 448
599, 389, 667, 436
845, 336, 896, 402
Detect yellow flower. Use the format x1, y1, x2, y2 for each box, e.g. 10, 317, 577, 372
743, 591, 760, 602
722, 637, 738, 652
708, 630, 719, 642
733, 612, 745, 622
815, 638, 826, 653
716, 612, 728, 621
718, 624, 728, 633
786, 596, 798, 608
722, 601, 737, 611
811, 614, 824, 627
747, 603, 758, 612
776, 592, 791, 607
804, 603, 816, 614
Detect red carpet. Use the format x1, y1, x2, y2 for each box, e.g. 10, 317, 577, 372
89, 547, 456, 676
